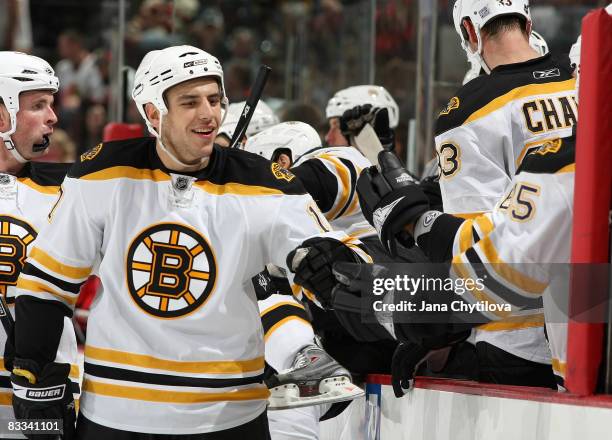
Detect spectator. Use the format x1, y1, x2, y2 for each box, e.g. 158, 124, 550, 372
55, 29, 105, 105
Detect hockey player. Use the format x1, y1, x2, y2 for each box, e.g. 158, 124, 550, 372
414, 0, 578, 385
9, 45, 370, 439
463, 30, 549, 84
332, 132, 575, 392
0, 51, 80, 439
324, 85, 399, 150
215, 100, 279, 147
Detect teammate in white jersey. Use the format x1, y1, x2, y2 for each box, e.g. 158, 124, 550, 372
9, 45, 370, 439
0, 51, 80, 439
216, 100, 279, 147
417, 0, 578, 385
334, 133, 575, 393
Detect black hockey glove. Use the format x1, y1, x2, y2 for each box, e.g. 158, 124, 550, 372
391, 342, 430, 397
287, 237, 362, 308
11, 359, 76, 440
340, 104, 394, 149
329, 262, 394, 342
357, 151, 429, 256
252, 264, 293, 300
391, 330, 471, 398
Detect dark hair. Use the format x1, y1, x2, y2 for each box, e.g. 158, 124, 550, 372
482, 15, 528, 38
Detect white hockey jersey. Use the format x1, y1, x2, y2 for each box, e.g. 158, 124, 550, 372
434, 54, 576, 360
293, 146, 376, 239
417, 136, 574, 380
435, 54, 576, 216
0, 163, 79, 439
14, 139, 362, 434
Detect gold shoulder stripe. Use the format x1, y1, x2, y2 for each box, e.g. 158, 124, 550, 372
260, 301, 305, 316
83, 379, 270, 404
516, 137, 561, 167
556, 163, 575, 174
264, 316, 311, 342
29, 247, 92, 280
16, 278, 78, 306
84, 345, 264, 374
464, 79, 576, 126
194, 181, 284, 196
80, 166, 170, 182
17, 178, 59, 195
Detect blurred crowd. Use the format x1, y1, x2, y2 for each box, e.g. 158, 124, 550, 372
0, 0, 605, 165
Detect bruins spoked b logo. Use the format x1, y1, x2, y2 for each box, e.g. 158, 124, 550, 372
126, 223, 216, 318
0, 216, 37, 295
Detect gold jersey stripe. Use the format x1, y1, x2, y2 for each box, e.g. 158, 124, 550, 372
29, 247, 92, 280
264, 316, 312, 342
83, 379, 270, 404
17, 278, 78, 306
464, 79, 576, 126
458, 219, 475, 254
552, 357, 567, 377
0, 391, 11, 406
556, 163, 575, 174
84, 346, 264, 374
477, 235, 547, 294
452, 212, 486, 220
516, 137, 560, 167
451, 256, 510, 319
260, 300, 305, 317
80, 167, 289, 196
17, 178, 60, 195
477, 313, 544, 332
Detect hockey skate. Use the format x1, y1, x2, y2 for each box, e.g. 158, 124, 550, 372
266, 343, 364, 411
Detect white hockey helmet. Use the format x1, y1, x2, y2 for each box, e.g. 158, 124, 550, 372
132, 45, 228, 137
218, 100, 279, 140
325, 85, 399, 129
529, 30, 548, 56
243, 121, 321, 163
453, 0, 531, 73
0, 51, 59, 162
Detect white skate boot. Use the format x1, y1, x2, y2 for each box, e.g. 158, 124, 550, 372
266, 342, 364, 411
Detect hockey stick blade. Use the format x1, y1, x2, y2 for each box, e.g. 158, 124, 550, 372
229, 65, 272, 149
350, 123, 384, 165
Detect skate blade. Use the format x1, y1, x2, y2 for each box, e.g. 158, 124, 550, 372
267, 376, 364, 411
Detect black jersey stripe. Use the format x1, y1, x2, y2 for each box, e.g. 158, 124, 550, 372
261, 304, 309, 335
465, 248, 543, 310
335, 158, 358, 219
22, 263, 84, 294
84, 363, 264, 388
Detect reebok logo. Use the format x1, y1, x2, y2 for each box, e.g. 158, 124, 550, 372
533, 68, 560, 79
242, 104, 251, 118
373, 197, 404, 236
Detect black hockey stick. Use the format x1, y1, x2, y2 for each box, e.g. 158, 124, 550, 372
0, 294, 14, 339
229, 65, 272, 149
